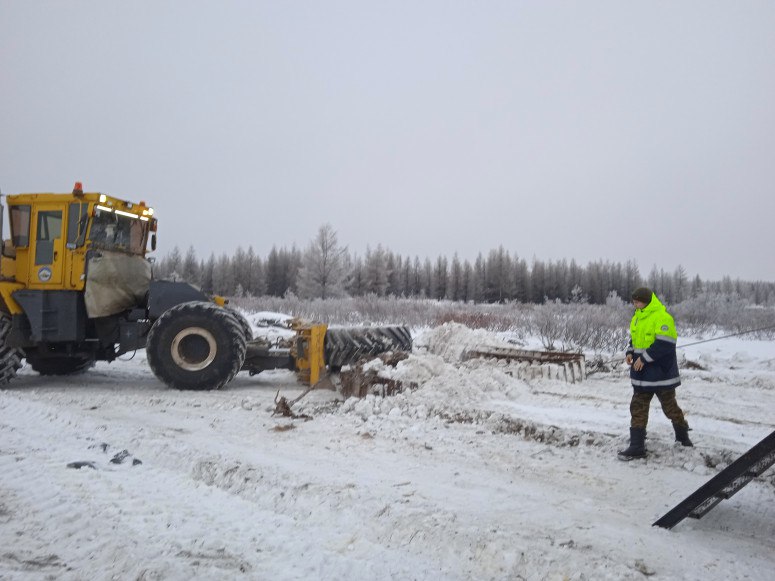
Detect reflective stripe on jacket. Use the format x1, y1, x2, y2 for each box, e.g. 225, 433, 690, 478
626, 292, 681, 392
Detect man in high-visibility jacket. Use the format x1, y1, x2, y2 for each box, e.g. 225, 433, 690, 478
619, 287, 693, 460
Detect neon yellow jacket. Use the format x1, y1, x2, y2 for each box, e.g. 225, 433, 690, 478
627, 292, 681, 391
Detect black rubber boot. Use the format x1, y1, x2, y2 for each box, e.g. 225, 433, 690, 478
673, 423, 694, 447
618, 427, 647, 460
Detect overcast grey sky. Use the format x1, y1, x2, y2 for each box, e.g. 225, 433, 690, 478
2, 1, 773, 281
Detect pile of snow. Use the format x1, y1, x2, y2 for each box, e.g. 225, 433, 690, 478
422, 322, 514, 363
339, 352, 526, 422
337, 323, 559, 427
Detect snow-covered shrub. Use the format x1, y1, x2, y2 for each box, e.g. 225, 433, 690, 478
525, 301, 629, 353
532, 301, 565, 350
232, 293, 774, 350
673, 292, 775, 339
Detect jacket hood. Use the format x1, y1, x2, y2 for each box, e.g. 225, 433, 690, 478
637, 292, 665, 316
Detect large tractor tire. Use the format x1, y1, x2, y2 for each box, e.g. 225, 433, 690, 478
324, 326, 412, 370
227, 308, 253, 342
0, 311, 23, 385
26, 354, 95, 376
147, 301, 247, 390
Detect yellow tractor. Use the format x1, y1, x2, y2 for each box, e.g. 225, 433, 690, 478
0, 183, 410, 389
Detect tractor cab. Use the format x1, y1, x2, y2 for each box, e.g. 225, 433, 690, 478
3, 183, 156, 292
0, 183, 161, 376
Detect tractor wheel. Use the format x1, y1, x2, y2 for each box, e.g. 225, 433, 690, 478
0, 311, 23, 385
227, 308, 253, 342
147, 301, 247, 390
324, 326, 412, 369
26, 355, 95, 376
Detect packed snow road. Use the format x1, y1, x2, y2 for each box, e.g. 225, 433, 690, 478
1, 325, 773, 580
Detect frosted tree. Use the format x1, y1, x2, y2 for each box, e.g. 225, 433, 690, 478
401, 256, 413, 297
544, 259, 566, 302
246, 247, 266, 296
160, 245, 183, 280
449, 254, 463, 301
411, 256, 423, 296
212, 253, 234, 296
472, 253, 486, 303
285, 246, 303, 296
200, 253, 215, 294
182, 245, 199, 284
568, 259, 583, 298
673, 265, 689, 303
570, 284, 588, 304
345, 254, 365, 296
648, 265, 660, 296
365, 245, 390, 296
624, 260, 641, 298
232, 246, 249, 295
513, 256, 529, 303
608, 261, 624, 300
462, 260, 474, 302
434, 255, 448, 300
485, 246, 514, 303
422, 257, 433, 298
386, 252, 402, 296
690, 274, 703, 298
531, 258, 546, 303
265, 246, 301, 297
265, 246, 282, 296
648, 266, 673, 303
296, 223, 348, 299
584, 261, 606, 304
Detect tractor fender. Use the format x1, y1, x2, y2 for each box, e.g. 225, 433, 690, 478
147, 280, 212, 320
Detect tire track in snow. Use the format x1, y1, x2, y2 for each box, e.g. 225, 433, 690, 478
0, 392, 437, 580
0, 390, 651, 580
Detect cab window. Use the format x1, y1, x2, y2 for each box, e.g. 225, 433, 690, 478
128, 218, 148, 254
9, 205, 31, 247
35, 210, 63, 265
68, 202, 89, 247
89, 207, 149, 255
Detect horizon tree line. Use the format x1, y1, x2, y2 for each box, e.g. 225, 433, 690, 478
153, 224, 775, 306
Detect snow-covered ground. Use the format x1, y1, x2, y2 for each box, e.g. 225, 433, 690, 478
1, 321, 773, 580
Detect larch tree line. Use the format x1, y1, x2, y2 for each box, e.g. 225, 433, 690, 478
153, 224, 775, 306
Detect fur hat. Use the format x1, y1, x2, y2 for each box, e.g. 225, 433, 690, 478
631, 287, 653, 304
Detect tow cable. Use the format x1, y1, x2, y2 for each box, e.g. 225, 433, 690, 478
587, 323, 775, 371
676, 323, 775, 349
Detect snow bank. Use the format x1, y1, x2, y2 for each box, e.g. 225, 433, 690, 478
422, 322, 512, 363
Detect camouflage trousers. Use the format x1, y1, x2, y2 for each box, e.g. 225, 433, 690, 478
630, 389, 688, 429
